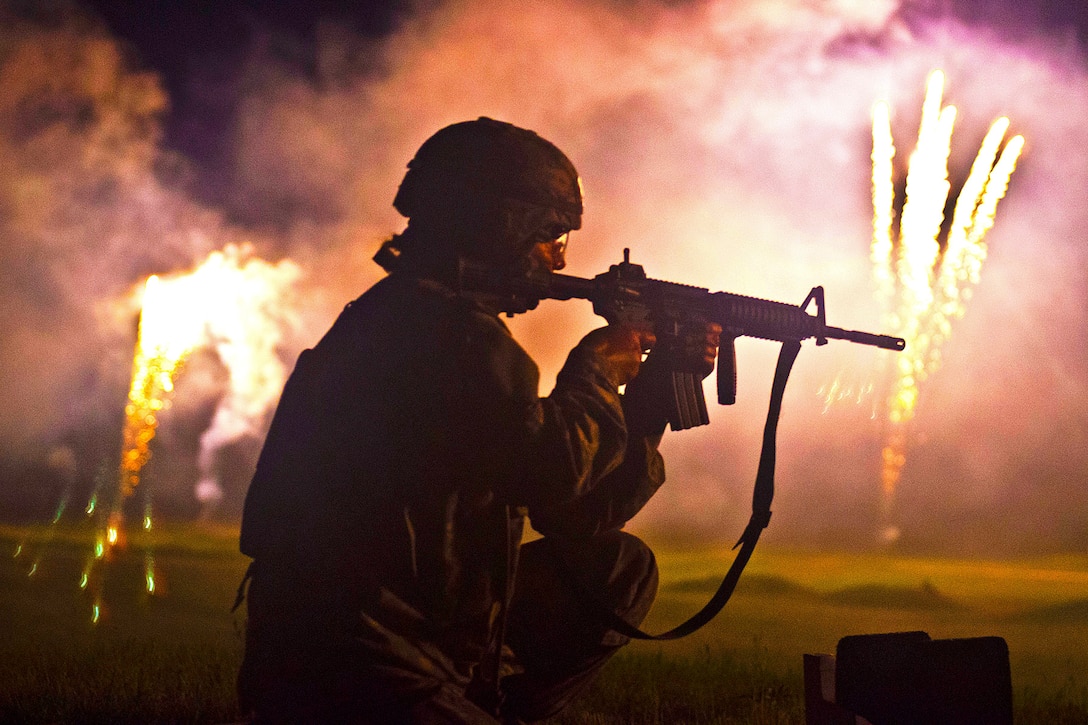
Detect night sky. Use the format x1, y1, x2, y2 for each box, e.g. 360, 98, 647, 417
80, 0, 1088, 211
81, 0, 411, 210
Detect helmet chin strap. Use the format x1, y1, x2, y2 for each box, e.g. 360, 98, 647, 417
376, 198, 565, 278
374, 236, 543, 317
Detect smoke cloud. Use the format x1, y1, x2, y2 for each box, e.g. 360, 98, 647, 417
2, 0, 1086, 553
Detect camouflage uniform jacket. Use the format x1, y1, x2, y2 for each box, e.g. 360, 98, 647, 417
238, 271, 665, 698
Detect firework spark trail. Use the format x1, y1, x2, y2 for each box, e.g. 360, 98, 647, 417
102, 271, 202, 613
120, 274, 203, 500
12, 448, 75, 578
890, 71, 955, 429
818, 375, 877, 417
871, 101, 897, 314
928, 118, 1019, 366
873, 71, 1024, 539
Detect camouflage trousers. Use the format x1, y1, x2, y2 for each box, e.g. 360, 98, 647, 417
238, 529, 658, 724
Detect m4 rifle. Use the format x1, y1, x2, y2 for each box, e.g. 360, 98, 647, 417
459, 248, 905, 431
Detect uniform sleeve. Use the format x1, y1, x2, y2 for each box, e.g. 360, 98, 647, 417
451, 312, 612, 502
526, 391, 666, 539
452, 312, 666, 536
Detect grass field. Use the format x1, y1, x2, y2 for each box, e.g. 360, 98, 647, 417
2, 522, 1087, 724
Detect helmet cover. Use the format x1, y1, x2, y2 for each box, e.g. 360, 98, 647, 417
393, 117, 583, 231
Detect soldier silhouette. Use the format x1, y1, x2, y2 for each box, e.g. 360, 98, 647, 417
235, 117, 719, 723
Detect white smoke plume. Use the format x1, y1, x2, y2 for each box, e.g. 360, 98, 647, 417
3, 0, 1087, 552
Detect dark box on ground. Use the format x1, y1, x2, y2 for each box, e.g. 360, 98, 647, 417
832, 631, 1012, 725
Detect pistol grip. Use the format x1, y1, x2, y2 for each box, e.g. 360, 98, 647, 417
717, 336, 737, 405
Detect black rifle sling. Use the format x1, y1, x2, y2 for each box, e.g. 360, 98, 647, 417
552, 339, 803, 641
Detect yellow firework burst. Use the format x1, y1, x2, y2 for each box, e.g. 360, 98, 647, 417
872, 70, 1024, 537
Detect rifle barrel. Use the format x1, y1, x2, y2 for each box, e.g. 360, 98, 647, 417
825, 326, 906, 351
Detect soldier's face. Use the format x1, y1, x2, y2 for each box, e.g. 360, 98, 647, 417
529, 232, 568, 272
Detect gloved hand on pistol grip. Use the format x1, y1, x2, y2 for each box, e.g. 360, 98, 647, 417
623, 321, 722, 435
575, 323, 656, 388
685, 321, 722, 380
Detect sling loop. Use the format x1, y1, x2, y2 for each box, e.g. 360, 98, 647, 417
556, 338, 802, 640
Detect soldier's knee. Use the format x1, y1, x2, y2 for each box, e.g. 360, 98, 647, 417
542, 529, 658, 618
606, 530, 658, 621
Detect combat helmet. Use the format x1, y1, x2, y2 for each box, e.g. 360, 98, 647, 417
386, 117, 583, 267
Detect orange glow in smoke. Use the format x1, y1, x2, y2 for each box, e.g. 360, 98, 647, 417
117, 243, 300, 501
871, 70, 1023, 538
